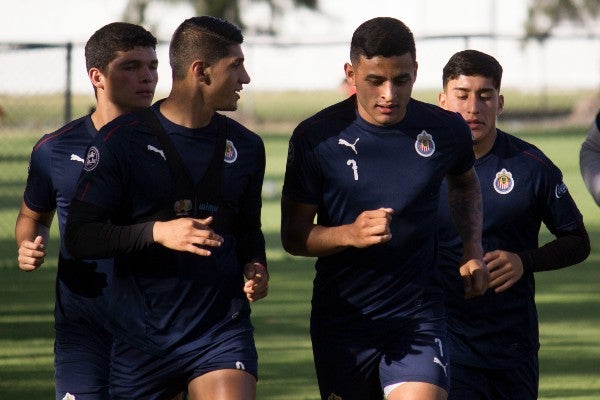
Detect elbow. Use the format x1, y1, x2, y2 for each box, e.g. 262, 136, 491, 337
580, 232, 592, 263
281, 232, 299, 256
280, 229, 305, 256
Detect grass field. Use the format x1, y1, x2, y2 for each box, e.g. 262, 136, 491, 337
0, 92, 599, 399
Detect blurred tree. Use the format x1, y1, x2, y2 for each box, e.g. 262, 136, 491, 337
523, 0, 600, 114
123, 0, 319, 34
524, 0, 600, 40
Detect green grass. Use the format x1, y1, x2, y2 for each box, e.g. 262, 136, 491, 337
1, 93, 599, 398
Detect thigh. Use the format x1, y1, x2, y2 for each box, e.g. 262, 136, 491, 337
311, 329, 383, 400
109, 339, 187, 400
188, 369, 256, 400
187, 329, 258, 400
54, 293, 112, 400
449, 355, 538, 400
187, 328, 258, 380
387, 382, 448, 400
380, 318, 450, 398
448, 364, 488, 400
111, 329, 258, 400
489, 355, 538, 400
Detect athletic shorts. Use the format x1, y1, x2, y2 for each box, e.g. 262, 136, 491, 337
54, 279, 112, 400
109, 328, 258, 400
311, 315, 450, 400
448, 355, 538, 400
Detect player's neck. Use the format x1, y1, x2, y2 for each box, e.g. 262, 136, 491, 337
473, 128, 498, 159
160, 88, 214, 129
90, 104, 124, 131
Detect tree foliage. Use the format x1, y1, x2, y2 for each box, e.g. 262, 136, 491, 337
123, 0, 319, 34
524, 0, 600, 40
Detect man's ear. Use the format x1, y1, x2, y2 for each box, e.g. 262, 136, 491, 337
89, 68, 104, 90
344, 62, 355, 86
192, 60, 210, 84
438, 91, 447, 109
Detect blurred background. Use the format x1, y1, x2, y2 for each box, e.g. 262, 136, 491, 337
1, 0, 599, 100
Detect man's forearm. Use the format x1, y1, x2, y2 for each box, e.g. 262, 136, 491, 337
447, 170, 484, 259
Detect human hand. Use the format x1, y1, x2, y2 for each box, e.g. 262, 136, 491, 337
484, 250, 524, 293
459, 258, 490, 299
18, 235, 46, 271
243, 262, 269, 302
153, 217, 223, 256
348, 208, 393, 248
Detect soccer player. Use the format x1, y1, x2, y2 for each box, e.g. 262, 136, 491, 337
437, 49, 590, 399
580, 110, 600, 206
281, 17, 489, 400
64, 16, 268, 400
15, 22, 158, 400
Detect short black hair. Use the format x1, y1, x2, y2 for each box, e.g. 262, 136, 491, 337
350, 17, 416, 64
85, 22, 157, 72
442, 49, 503, 91
169, 16, 244, 80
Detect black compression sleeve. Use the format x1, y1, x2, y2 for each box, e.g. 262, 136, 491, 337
517, 225, 591, 273
65, 198, 155, 259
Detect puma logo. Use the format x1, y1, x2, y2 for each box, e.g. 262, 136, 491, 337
338, 138, 359, 154
70, 154, 85, 163
433, 357, 448, 377
147, 145, 166, 160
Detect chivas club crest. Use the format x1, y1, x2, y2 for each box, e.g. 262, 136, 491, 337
224, 140, 237, 163
493, 168, 514, 194
414, 130, 435, 157
174, 199, 193, 216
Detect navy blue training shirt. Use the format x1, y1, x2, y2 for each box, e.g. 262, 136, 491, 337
437, 129, 585, 368
25, 115, 113, 300
283, 96, 475, 330
67, 105, 266, 356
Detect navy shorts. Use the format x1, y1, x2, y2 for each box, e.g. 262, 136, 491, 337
109, 328, 258, 400
448, 355, 538, 400
54, 279, 112, 400
311, 315, 450, 400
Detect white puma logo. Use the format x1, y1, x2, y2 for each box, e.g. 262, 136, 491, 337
338, 138, 359, 154
235, 361, 246, 370
434, 338, 444, 357
147, 145, 166, 160
70, 154, 84, 163
433, 357, 448, 377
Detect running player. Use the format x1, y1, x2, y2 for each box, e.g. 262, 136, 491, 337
15, 22, 158, 400
580, 110, 600, 206
437, 49, 590, 399
64, 16, 268, 400
281, 17, 489, 400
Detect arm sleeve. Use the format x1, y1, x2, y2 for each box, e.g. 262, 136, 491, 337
517, 225, 590, 273
580, 112, 600, 206
65, 198, 155, 259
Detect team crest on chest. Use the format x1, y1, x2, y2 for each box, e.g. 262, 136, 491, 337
493, 168, 514, 194
224, 140, 237, 163
174, 199, 193, 216
83, 146, 100, 171
414, 130, 435, 157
